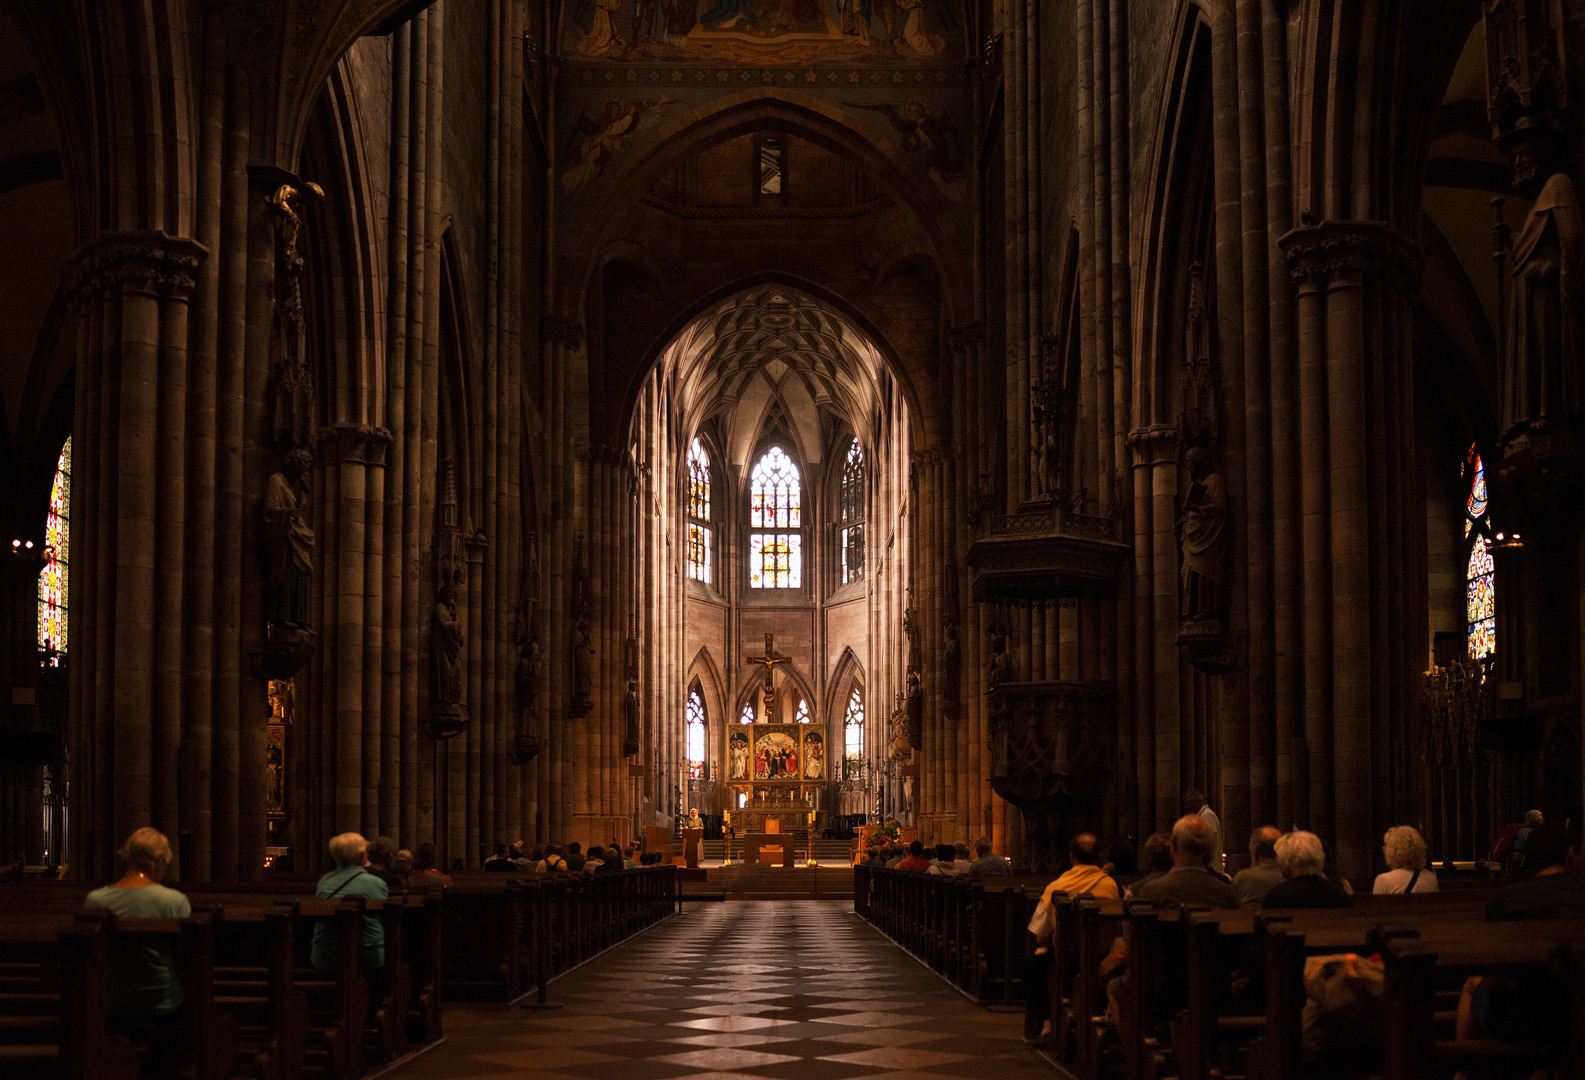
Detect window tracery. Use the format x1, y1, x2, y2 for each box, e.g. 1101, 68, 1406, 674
1464, 445, 1495, 662
840, 437, 865, 585
843, 686, 864, 777
38, 437, 70, 662
686, 686, 706, 779
687, 437, 713, 584
749, 446, 802, 589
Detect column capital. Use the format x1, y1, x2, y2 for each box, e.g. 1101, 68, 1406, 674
316, 424, 393, 467
542, 314, 585, 350
1126, 424, 1180, 465
1278, 219, 1423, 292
64, 230, 208, 307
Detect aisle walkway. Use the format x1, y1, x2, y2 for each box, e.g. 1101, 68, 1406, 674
404, 901, 1054, 1080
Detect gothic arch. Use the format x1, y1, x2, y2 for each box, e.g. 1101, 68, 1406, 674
686, 646, 728, 737
559, 90, 969, 316
302, 58, 388, 431
825, 646, 865, 723
733, 661, 816, 727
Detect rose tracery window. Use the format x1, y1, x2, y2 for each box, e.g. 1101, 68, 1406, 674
687, 438, 713, 584
749, 446, 802, 589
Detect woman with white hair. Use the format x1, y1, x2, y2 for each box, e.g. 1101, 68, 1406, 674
310, 831, 389, 977
1261, 830, 1353, 909
1373, 825, 1439, 894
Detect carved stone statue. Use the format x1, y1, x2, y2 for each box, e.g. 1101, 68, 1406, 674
1178, 447, 1228, 617
264, 448, 315, 630
517, 634, 541, 715
903, 605, 922, 675
431, 581, 464, 704
941, 620, 960, 702
984, 624, 1010, 688
1497, 115, 1584, 436
622, 636, 640, 757
904, 668, 922, 750
572, 615, 594, 713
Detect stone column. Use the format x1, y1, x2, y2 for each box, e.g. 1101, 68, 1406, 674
1278, 221, 1422, 878
65, 231, 206, 881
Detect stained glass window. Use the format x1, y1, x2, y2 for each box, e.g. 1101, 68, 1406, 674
687, 438, 712, 584
740, 702, 755, 725
38, 437, 70, 662
840, 438, 865, 585
686, 687, 706, 779
794, 698, 810, 724
843, 687, 864, 778
1464, 445, 1495, 662
750, 446, 802, 589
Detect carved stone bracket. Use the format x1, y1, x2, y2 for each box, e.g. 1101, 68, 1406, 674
64, 231, 208, 309
1278, 219, 1424, 294
316, 424, 392, 467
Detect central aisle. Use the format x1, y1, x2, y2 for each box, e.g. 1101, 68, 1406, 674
405, 900, 1054, 1080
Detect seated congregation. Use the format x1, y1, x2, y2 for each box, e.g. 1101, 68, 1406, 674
856, 807, 1585, 1080
0, 827, 678, 1080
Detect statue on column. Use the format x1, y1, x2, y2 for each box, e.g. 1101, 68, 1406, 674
984, 623, 1010, 689
622, 636, 640, 758
264, 448, 315, 632
1177, 447, 1228, 617
431, 580, 464, 706
1495, 115, 1584, 438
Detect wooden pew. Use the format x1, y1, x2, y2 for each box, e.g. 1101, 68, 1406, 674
0, 918, 139, 1080
211, 902, 308, 1080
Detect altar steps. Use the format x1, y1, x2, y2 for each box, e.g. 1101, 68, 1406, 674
679, 863, 855, 901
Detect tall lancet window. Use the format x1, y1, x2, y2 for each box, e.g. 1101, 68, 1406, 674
1465, 445, 1495, 662
38, 437, 71, 662
843, 686, 864, 777
794, 698, 810, 723
686, 686, 706, 779
739, 702, 755, 724
840, 437, 865, 584
687, 438, 713, 584
749, 446, 802, 589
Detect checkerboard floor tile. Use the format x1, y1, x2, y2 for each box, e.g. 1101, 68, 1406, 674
399, 901, 1053, 1079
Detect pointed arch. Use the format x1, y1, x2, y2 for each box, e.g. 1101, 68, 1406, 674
732, 661, 816, 727
685, 645, 728, 730
825, 646, 866, 721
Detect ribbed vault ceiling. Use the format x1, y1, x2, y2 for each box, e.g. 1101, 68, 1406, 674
659, 288, 894, 468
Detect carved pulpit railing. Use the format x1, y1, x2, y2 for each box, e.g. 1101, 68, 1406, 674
986, 679, 1116, 871
965, 496, 1129, 605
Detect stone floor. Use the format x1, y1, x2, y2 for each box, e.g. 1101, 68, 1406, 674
399, 900, 1056, 1080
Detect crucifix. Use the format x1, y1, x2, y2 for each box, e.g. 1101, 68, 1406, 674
745, 632, 792, 723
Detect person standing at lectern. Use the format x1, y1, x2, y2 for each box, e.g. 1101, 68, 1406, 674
687, 808, 703, 830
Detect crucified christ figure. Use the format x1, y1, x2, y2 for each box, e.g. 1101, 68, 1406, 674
745, 632, 792, 723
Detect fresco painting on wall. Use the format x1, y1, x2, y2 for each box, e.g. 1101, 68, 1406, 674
561, 97, 672, 195
754, 728, 799, 780
567, 0, 957, 63
850, 96, 965, 200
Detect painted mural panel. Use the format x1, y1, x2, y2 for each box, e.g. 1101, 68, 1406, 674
728, 728, 751, 779
754, 727, 799, 780
565, 0, 961, 64
802, 729, 825, 779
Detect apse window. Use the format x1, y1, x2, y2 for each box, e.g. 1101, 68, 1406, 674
739, 702, 755, 724
840, 437, 865, 584
749, 446, 802, 588
794, 698, 810, 724
1464, 445, 1495, 662
757, 135, 786, 199
843, 686, 864, 778
686, 686, 706, 779
38, 436, 70, 662
687, 437, 713, 584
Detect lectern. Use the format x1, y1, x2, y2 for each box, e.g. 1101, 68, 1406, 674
682, 827, 704, 868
